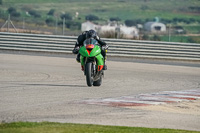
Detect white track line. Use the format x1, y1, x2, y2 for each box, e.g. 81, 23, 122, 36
80, 89, 200, 107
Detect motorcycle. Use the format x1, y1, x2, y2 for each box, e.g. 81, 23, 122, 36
79, 38, 104, 87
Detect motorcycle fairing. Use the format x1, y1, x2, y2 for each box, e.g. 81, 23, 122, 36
80, 53, 104, 71
79, 45, 101, 57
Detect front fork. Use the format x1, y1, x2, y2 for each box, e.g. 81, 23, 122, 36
80, 56, 96, 76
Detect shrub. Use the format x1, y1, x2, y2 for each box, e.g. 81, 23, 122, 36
60, 13, 72, 20
8, 7, 16, 14
66, 21, 81, 30
11, 11, 21, 17
7, 7, 21, 17
160, 18, 172, 24
85, 14, 99, 21
48, 9, 55, 16
28, 10, 41, 18
57, 20, 81, 30
188, 6, 200, 12
125, 20, 136, 27
110, 17, 121, 21
125, 19, 143, 27
45, 18, 55, 26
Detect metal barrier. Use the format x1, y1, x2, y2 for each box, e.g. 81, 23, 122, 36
0, 32, 200, 61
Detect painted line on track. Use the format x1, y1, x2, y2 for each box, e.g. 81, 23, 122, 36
78, 89, 200, 107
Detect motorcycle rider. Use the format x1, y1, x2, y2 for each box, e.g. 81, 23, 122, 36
72, 29, 109, 70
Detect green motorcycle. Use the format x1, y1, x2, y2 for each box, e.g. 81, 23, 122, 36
79, 38, 104, 87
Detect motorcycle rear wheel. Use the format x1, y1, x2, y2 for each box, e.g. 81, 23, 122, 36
93, 76, 102, 86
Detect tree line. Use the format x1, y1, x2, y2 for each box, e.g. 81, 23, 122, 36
1, 6, 200, 31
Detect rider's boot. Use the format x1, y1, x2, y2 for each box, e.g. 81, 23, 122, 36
103, 56, 107, 70
103, 63, 107, 70
76, 53, 80, 63
81, 65, 84, 71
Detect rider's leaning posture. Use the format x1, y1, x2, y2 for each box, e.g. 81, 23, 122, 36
72, 29, 109, 70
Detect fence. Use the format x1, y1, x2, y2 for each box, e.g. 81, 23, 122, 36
0, 32, 200, 61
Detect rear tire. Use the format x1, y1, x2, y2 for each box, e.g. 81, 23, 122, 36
93, 76, 102, 86
85, 62, 93, 87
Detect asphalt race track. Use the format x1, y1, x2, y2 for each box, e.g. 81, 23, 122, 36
0, 52, 200, 131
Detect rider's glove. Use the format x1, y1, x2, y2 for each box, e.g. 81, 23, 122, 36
101, 45, 109, 51
72, 46, 80, 54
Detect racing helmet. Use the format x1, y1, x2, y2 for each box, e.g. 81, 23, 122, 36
86, 29, 97, 39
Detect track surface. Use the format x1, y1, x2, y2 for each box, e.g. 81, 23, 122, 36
0, 52, 200, 131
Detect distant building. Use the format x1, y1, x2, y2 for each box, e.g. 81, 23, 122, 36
99, 22, 139, 38
119, 25, 139, 38
81, 21, 99, 31
144, 22, 166, 32
81, 21, 139, 38
98, 22, 117, 33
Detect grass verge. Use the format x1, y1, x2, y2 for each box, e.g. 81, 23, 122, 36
0, 122, 199, 133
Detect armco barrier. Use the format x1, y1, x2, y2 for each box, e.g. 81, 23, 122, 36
0, 32, 200, 61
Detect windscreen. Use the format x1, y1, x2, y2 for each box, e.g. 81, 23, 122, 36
84, 38, 98, 46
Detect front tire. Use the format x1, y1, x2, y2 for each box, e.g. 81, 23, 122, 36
85, 62, 93, 87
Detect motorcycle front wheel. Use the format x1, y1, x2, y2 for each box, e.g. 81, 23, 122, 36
85, 62, 94, 87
